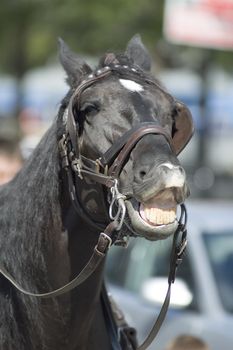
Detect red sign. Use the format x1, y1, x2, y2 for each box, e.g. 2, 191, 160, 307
163, 0, 233, 50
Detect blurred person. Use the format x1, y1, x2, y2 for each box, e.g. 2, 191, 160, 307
18, 107, 47, 159
18, 107, 43, 136
164, 335, 210, 350
0, 137, 23, 185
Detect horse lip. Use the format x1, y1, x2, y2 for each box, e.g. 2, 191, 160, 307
124, 198, 178, 241
132, 182, 161, 203
134, 187, 176, 206
132, 181, 189, 205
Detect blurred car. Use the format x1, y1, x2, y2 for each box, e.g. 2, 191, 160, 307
105, 200, 233, 350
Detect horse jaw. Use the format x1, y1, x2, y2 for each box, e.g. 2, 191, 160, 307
125, 199, 178, 240
123, 186, 186, 241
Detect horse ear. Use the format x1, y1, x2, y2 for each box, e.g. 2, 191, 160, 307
173, 101, 194, 155
125, 34, 151, 72
58, 38, 92, 86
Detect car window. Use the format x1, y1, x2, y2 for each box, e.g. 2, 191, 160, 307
106, 236, 197, 310
203, 231, 233, 313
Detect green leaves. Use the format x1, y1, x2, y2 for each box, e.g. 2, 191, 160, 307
0, 0, 164, 77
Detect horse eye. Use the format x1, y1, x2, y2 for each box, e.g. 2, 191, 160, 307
81, 102, 100, 116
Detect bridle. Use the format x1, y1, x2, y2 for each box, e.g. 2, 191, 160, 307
58, 64, 193, 235
0, 64, 193, 350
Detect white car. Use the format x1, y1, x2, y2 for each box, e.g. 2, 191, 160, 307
106, 200, 233, 350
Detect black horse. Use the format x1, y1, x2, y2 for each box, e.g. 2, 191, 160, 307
0, 35, 193, 350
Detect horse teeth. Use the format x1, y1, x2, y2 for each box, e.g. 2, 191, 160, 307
143, 207, 176, 225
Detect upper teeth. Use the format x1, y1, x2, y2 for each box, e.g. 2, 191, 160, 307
140, 205, 176, 226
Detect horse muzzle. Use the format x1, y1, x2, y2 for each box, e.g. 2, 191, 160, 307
122, 164, 189, 240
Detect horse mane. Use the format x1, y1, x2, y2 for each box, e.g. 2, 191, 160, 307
0, 107, 71, 349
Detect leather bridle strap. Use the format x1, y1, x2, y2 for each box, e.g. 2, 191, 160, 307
106, 124, 174, 178
137, 284, 171, 350
0, 222, 117, 298
66, 68, 112, 157
136, 204, 187, 350
99, 123, 171, 168
0, 204, 187, 350
61, 123, 174, 189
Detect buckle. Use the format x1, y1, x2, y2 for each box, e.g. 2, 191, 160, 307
95, 232, 112, 255
58, 135, 69, 168
101, 232, 112, 248
71, 158, 83, 179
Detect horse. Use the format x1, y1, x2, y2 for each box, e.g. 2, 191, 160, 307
0, 35, 194, 350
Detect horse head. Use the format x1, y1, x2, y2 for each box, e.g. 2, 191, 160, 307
0, 36, 194, 350
58, 35, 194, 242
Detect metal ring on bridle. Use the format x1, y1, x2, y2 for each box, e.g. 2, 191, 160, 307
109, 179, 126, 230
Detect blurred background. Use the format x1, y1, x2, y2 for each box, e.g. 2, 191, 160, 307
0, 0, 233, 196
0, 1, 233, 349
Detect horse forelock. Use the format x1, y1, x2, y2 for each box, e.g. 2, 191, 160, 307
98, 52, 133, 69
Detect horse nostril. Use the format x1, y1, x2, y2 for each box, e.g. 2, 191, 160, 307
139, 170, 147, 179
134, 168, 148, 182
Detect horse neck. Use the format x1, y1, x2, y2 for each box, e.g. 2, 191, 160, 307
0, 119, 110, 349
15, 122, 110, 348
0, 123, 75, 349
62, 193, 111, 349
0, 123, 65, 282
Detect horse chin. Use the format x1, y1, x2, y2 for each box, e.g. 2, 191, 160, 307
125, 198, 178, 241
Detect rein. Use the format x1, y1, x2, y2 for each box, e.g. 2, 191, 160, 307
0, 64, 190, 350
0, 205, 188, 350
137, 204, 188, 350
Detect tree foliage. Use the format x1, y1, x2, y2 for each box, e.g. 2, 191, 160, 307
0, 0, 164, 77
0, 0, 232, 79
